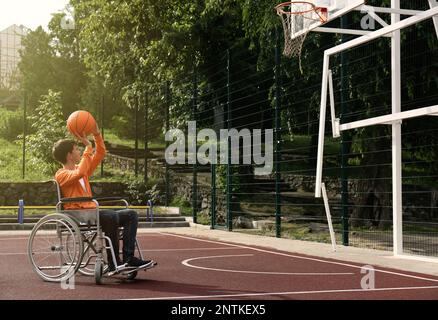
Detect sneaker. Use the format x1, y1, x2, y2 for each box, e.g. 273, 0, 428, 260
126, 256, 155, 268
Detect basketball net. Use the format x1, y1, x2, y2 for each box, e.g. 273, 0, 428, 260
276, 1, 327, 72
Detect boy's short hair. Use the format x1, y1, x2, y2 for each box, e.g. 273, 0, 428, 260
52, 139, 76, 164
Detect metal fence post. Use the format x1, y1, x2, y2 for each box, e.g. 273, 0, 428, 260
165, 81, 171, 207
134, 95, 139, 177
192, 69, 198, 224
226, 49, 232, 231
22, 91, 27, 180
275, 28, 282, 238
211, 163, 216, 229
144, 90, 149, 183
101, 93, 105, 177
340, 15, 350, 246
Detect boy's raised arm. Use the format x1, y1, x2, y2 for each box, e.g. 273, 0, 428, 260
87, 124, 106, 176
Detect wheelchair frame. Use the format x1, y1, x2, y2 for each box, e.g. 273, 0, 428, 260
27, 181, 146, 284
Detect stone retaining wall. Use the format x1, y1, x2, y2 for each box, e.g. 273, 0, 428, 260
0, 181, 127, 206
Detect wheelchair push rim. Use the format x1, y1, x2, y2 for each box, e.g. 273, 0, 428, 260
28, 213, 84, 283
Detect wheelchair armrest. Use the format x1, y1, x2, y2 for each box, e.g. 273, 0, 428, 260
95, 197, 129, 208
60, 197, 95, 203
94, 197, 124, 202
58, 197, 128, 209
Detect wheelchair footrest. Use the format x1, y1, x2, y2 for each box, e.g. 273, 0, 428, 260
122, 261, 157, 275
106, 261, 157, 277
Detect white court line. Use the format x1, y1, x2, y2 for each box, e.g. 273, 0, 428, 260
182, 254, 354, 276
0, 237, 29, 241
141, 247, 240, 252
125, 285, 438, 300
0, 246, 242, 256
161, 232, 438, 283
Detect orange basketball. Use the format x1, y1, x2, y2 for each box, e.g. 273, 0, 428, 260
67, 110, 96, 138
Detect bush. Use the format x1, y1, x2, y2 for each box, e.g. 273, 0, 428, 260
124, 177, 162, 205
216, 164, 241, 193
0, 107, 23, 141
111, 115, 131, 139
170, 196, 192, 216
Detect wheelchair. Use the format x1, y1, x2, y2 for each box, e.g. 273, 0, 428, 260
27, 181, 152, 284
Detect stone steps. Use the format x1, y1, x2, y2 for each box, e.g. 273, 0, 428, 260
0, 206, 190, 230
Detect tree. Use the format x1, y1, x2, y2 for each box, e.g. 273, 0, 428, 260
48, 13, 87, 116
18, 27, 57, 111
26, 90, 67, 175
18, 12, 88, 117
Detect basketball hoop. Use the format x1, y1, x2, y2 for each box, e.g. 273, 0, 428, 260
275, 1, 328, 60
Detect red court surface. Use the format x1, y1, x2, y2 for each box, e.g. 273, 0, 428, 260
1, 232, 438, 300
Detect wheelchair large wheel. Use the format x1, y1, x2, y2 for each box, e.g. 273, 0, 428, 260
28, 213, 83, 283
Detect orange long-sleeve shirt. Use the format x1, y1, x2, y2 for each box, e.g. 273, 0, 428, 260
55, 133, 106, 209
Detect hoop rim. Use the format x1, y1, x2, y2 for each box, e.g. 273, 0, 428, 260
275, 1, 328, 22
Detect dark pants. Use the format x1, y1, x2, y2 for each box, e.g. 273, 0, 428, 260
99, 209, 138, 265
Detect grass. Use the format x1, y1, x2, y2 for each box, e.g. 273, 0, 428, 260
282, 135, 340, 155
90, 166, 137, 183
233, 220, 341, 244
104, 131, 165, 149
0, 138, 51, 182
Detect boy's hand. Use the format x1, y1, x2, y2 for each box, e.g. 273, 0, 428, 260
79, 133, 91, 147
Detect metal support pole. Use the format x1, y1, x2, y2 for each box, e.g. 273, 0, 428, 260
392, 0, 403, 255
274, 28, 282, 238
192, 69, 198, 224
340, 16, 350, 246
144, 90, 149, 183
226, 49, 232, 231
22, 91, 27, 179
315, 54, 330, 198
165, 82, 171, 207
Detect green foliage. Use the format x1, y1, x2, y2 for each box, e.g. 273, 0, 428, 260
25, 90, 67, 175
0, 108, 23, 141
124, 177, 162, 205
216, 164, 241, 193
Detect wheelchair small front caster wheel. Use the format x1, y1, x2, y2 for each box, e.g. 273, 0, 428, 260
126, 271, 137, 280
95, 259, 103, 284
